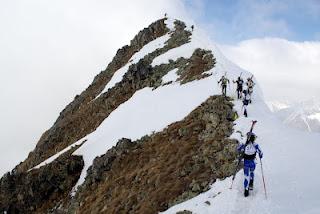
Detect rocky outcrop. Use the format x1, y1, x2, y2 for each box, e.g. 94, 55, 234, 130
64, 96, 238, 214
0, 18, 240, 214
0, 145, 84, 213
16, 19, 193, 173
179, 48, 215, 84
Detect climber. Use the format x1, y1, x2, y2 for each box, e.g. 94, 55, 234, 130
238, 132, 263, 197
233, 76, 244, 99
246, 76, 255, 102
191, 25, 194, 31
218, 75, 230, 96
242, 90, 250, 117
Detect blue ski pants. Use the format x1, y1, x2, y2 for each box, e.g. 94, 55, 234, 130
243, 159, 256, 190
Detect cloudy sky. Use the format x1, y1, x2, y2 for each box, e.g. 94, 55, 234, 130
0, 0, 319, 175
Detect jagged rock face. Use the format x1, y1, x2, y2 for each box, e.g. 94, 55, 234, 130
1, 18, 239, 213
66, 96, 237, 214
0, 145, 84, 213
16, 18, 191, 173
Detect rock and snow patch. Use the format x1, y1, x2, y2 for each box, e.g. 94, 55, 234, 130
31, 140, 85, 170
163, 98, 320, 214
162, 68, 179, 84
33, 23, 251, 191
28, 18, 320, 214
164, 18, 176, 31
96, 33, 171, 98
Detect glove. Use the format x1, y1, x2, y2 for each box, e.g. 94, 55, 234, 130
259, 152, 263, 159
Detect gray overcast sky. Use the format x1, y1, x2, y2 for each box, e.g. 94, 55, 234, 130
0, 0, 319, 176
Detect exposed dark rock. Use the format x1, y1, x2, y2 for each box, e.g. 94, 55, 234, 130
0, 145, 84, 213
1, 18, 239, 214
66, 96, 238, 214
16, 18, 193, 173
176, 210, 193, 214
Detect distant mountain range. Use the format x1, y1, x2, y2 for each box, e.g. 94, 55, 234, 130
268, 99, 320, 132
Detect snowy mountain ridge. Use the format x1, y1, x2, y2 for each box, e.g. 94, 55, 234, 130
269, 99, 320, 132
0, 18, 319, 214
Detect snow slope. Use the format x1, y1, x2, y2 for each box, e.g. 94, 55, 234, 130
72, 26, 256, 190
163, 94, 320, 214
31, 18, 320, 213
33, 18, 257, 190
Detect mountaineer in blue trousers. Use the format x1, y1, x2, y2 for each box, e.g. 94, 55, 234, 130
238, 132, 263, 197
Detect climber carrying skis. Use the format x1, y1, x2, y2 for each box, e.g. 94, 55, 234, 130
218, 75, 230, 96
246, 76, 255, 102
242, 90, 251, 117
233, 75, 244, 99
237, 121, 263, 197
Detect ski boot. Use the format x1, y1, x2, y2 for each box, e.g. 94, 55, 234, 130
244, 109, 248, 117
244, 189, 249, 197
249, 179, 254, 190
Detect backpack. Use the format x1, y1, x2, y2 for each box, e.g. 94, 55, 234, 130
243, 142, 257, 160
222, 78, 228, 85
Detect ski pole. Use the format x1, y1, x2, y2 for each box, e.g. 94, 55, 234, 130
229, 154, 243, 189
230, 155, 242, 189
259, 158, 267, 199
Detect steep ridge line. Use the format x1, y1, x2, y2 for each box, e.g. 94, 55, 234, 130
16, 19, 195, 173
0, 17, 255, 214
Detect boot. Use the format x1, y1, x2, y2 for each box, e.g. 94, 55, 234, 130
244, 189, 249, 197
249, 179, 254, 190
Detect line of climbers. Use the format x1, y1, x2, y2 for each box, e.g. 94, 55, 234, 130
218, 74, 264, 197
218, 74, 255, 117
